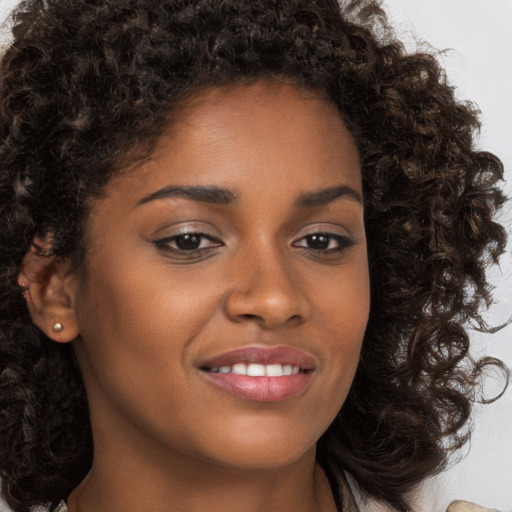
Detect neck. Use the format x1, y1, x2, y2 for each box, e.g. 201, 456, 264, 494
68, 449, 335, 512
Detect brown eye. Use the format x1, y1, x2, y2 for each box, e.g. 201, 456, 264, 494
293, 233, 354, 252
304, 234, 330, 250
154, 232, 223, 254
174, 234, 203, 251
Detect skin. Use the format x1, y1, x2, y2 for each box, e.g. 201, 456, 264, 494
30, 81, 370, 512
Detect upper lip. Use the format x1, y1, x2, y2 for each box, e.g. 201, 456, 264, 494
199, 346, 316, 370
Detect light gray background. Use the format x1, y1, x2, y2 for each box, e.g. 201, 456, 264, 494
0, 0, 510, 510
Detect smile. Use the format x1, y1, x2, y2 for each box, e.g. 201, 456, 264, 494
199, 346, 316, 402
208, 363, 303, 376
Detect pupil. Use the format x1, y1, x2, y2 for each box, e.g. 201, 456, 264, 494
308, 234, 329, 249
176, 234, 201, 250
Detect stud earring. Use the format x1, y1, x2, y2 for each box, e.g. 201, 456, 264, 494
53, 322, 64, 333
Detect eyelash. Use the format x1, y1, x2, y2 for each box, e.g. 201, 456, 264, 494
153, 231, 354, 258
292, 232, 355, 254
153, 232, 223, 256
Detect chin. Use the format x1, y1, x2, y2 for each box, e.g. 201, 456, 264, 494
195, 424, 319, 470
210, 447, 315, 471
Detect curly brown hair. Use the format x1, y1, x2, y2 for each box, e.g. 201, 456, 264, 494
0, 0, 507, 511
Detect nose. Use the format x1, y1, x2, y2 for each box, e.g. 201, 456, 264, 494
223, 246, 310, 329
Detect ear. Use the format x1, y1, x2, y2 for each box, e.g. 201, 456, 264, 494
18, 236, 79, 343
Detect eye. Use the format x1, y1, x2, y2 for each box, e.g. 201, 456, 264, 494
293, 232, 354, 253
153, 232, 223, 254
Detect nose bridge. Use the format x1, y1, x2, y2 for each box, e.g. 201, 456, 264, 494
224, 238, 309, 327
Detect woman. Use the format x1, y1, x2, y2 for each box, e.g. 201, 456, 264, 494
0, 0, 507, 511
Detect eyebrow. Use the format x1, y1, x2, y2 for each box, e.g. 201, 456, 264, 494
135, 183, 362, 208
295, 185, 363, 207
136, 185, 237, 207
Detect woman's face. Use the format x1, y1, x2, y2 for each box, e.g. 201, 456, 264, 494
70, 81, 370, 470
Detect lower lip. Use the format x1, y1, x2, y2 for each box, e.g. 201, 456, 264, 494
201, 371, 314, 402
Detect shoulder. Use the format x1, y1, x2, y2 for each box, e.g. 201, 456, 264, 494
446, 501, 503, 512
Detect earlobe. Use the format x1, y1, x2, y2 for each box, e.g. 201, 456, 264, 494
18, 237, 80, 343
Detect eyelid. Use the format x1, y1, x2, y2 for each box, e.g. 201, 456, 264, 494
291, 223, 356, 254
150, 220, 226, 260
293, 222, 351, 239
292, 232, 354, 249
151, 220, 220, 238
150, 221, 356, 259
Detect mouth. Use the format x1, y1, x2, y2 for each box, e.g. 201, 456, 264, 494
204, 363, 308, 376
198, 346, 316, 402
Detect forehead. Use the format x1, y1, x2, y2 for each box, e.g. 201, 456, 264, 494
106, 80, 361, 204
171, 82, 355, 154
170, 81, 345, 139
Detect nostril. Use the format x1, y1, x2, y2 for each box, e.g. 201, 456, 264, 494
239, 313, 261, 321
285, 314, 304, 326
236, 312, 304, 327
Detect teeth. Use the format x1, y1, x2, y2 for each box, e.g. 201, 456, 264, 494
247, 363, 266, 376
232, 363, 247, 375
209, 363, 301, 377
266, 364, 283, 377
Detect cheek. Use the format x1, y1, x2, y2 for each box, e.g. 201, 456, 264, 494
75, 251, 219, 348
72, 260, 216, 444
72, 248, 234, 414
314, 255, 370, 390
317, 248, 370, 325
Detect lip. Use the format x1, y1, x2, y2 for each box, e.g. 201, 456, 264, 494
199, 346, 316, 402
